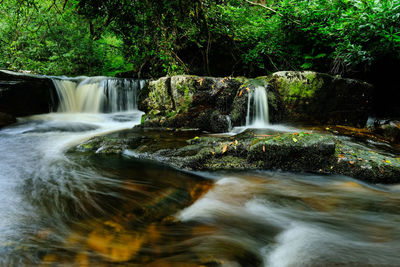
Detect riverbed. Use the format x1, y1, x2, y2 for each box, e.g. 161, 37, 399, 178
1, 112, 400, 266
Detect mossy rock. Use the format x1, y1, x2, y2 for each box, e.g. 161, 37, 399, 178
248, 133, 336, 171
229, 76, 286, 127
270, 71, 373, 127
73, 128, 400, 184
139, 75, 241, 132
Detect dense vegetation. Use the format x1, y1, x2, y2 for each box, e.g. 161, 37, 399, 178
1, 0, 399, 79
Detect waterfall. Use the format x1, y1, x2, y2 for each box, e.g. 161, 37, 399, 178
52, 77, 144, 113
246, 85, 269, 128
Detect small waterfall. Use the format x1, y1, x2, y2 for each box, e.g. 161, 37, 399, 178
246, 85, 269, 128
52, 77, 144, 113
226, 115, 232, 132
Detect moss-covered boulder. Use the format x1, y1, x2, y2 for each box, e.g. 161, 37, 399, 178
248, 133, 335, 171
139, 75, 241, 132
270, 71, 373, 127
73, 127, 400, 184
0, 70, 57, 116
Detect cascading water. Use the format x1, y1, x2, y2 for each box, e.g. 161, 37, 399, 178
246, 85, 270, 128
52, 77, 144, 113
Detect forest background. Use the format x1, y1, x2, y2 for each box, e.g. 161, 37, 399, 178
1, 0, 399, 114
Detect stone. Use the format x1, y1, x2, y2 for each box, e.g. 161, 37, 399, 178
0, 70, 57, 116
0, 112, 16, 128
72, 128, 400, 184
248, 133, 336, 172
270, 71, 373, 127
139, 75, 242, 132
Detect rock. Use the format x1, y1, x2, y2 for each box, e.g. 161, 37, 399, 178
139, 72, 372, 132
0, 70, 57, 116
73, 128, 400, 184
248, 133, 336, 172
0, 112, 16, 128
230, 76, 286, 126
371, 120, 400, 143
140, 75, 241, 132
270, 71, 373, 127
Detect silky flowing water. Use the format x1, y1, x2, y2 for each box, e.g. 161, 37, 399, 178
1, 79, 400, 266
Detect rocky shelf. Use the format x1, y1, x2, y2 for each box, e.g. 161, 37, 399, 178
71, 127, 400, 184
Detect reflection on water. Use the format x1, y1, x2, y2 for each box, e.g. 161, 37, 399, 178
1, 114, 400, 266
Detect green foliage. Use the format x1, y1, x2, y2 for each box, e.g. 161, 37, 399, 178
0, 0, 128, 76
0, 0, 399, 77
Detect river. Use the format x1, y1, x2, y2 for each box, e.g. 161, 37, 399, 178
0, 78, 400, 266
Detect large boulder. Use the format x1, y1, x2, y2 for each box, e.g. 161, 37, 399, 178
139, 72, 372, 133
73, 128, 400, 184
139, 75, 241, 132
270, 71, 373, 127
0, 70, 57, 116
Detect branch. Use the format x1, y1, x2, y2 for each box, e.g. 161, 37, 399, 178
244, 0, 278, 14
244, 0, 300, 25
170, 50, 190, 73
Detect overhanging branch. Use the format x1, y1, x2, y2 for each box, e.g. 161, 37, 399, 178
244, 0, 300, 25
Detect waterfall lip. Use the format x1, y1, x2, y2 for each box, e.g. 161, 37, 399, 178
52, 77, 146, 113
245, 85, 270, 128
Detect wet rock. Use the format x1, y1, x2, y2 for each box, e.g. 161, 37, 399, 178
270, 71, 373, 127
139, 75, 242, 132
248, 133, 336, 172
230, 76, 286, 126
139, 72, 371, 132
73, 128, 400, 184
0, 112, 16, 128
371, 120, 400, 143
0, 70, 57, 116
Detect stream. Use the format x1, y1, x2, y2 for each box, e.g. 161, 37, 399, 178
1, 77, 400, 266
0, 112, 400, 266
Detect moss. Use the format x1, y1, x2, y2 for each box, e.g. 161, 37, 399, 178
276, 72, 324, 101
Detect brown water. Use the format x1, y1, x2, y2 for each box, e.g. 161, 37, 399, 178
1, 113, 400, 266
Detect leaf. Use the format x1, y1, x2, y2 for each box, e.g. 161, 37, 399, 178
292, 137, 298, 143
349, 161, 355, 165
194, 136, 199, 139
262, 145, 266, 152
301, 62, 313, 69
238, 90, 243, 97
198, 78, 204, 86
222, 145, 228, 154
246, 87, 250, 92
315, 53, 327, 59
235, 140, 238, 145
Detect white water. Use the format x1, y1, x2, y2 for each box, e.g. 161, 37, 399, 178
246, 86, 270, 128
53, 77, 144, 113
0, 76, 145, 264
178, 172, 400, 267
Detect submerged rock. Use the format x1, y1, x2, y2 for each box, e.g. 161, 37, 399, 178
73, 128, 400, 184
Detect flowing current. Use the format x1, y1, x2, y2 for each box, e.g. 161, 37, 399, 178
0, 78, 400, 266
246, 86, 270, 128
